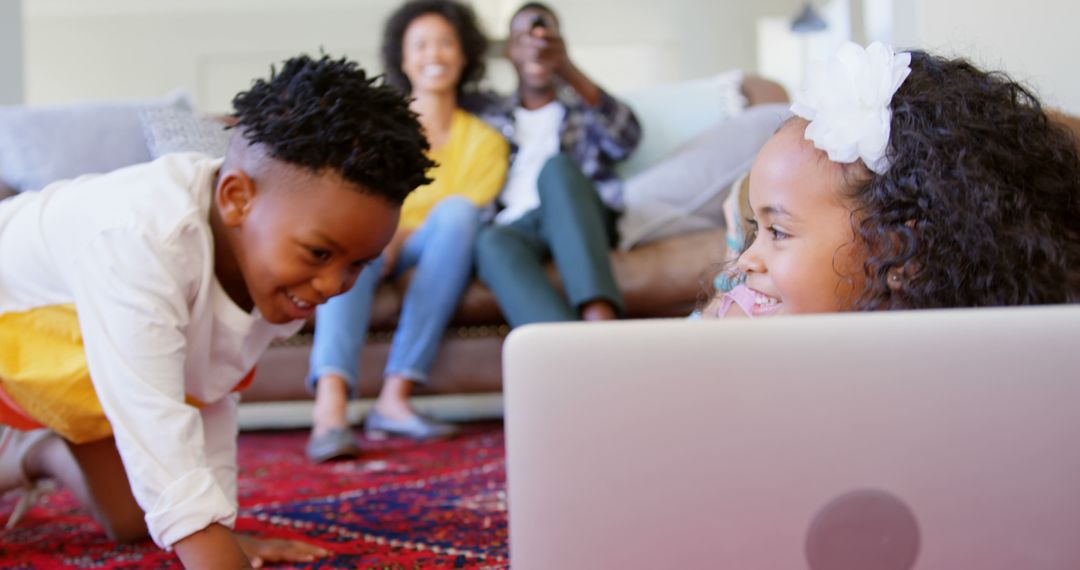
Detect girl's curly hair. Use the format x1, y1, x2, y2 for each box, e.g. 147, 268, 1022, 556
231, 53, 434, 205
380, 0, 489, 98
846, 50, 1080, 309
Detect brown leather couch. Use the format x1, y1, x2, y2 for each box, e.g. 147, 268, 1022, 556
247, 225, 729, 401
244, 88, 1080, 405
243, 76, 792, 403
7, 80, 1074, 405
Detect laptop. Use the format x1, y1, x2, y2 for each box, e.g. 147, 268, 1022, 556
503, 305, 1080, 569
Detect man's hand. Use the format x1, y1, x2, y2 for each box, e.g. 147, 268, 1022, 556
525, 26, 571, 77
522, 25, 601, 106
236, 535, 332, 568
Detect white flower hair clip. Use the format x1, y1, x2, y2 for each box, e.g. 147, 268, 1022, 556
791, 41, 912, 175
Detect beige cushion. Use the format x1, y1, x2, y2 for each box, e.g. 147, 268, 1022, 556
617, 104, 790, 249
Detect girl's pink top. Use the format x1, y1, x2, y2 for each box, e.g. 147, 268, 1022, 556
715, 284, 757, 319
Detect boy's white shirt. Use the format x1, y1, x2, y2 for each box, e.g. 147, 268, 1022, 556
0, 153, 304, 548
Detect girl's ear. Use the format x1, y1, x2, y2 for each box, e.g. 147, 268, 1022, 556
887, 267, 905, 291
216, 169, 255, 227
887, 261, 921, 292
887, 219, 921, 291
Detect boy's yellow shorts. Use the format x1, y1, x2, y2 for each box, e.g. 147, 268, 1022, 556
0, 304, 112, 444
0, 304, 255, 445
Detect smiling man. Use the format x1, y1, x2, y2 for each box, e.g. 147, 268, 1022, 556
474, 2, 642, 327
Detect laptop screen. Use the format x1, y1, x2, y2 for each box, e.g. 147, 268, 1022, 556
504, 306, 1080, 569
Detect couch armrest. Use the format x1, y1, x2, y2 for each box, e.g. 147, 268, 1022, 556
741, 74, 790, 107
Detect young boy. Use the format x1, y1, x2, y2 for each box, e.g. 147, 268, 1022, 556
0, 54, 433, 567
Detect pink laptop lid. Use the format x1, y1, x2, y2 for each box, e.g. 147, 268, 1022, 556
504, 305, 1080, 569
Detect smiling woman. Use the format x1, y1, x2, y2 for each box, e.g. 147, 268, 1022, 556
303, 0, 510, 463
381, 0, 490, 101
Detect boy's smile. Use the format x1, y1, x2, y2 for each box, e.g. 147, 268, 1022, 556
212, 151, 400, 324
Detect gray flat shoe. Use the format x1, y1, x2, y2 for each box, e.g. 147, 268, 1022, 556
305, 427, 361, 463
364, 409, 459, 441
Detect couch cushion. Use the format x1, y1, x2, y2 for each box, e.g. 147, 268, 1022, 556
617, 70, 747, 180
617, 104, 791, 249
141, 105, 233, 158
256, 228, 728, 401
352, 227, 728, 332
0, 91, 191, 192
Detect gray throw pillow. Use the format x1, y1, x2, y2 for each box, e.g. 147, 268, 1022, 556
0, 91, 191, 192
140, 105, 232, 159
617, 104, 792, 250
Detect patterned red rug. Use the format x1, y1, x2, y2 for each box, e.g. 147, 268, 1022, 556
0, 422, 508, 569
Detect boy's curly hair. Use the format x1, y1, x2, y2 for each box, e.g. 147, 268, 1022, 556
231, 53, 434, 204
381, 0, 488, 98
848, 50, 1080, 309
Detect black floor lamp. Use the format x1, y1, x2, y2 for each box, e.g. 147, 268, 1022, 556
791, 2, 828, 33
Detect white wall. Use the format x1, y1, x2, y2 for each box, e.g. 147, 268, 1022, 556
758, 0, 857, 97
24, 0, 1078, 115
902, 0, 1080, 114
0, 0, 24, 104
24, 0, 399, 111
22, 0, 804, 111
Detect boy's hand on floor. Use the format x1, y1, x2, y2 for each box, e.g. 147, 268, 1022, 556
236, 535, 332, 568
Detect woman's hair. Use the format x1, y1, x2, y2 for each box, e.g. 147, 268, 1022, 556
231, 53, 434, 205
381, 0, 489, 98
845, 50, 1080, 309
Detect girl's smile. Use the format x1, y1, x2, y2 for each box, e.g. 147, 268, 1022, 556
747, 287, 783, 317
737, 119, 866, 316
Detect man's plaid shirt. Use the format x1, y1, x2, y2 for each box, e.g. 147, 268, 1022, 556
476, 86, 642, 211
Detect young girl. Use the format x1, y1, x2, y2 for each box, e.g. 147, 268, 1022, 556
305, 0, 509, 463
0, 54, 434, 567
704, 42, 1080, 318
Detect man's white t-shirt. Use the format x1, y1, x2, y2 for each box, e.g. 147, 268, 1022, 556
0, 153, 303, 548
494, 101, 566, 225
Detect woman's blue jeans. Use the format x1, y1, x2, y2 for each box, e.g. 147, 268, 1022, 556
307, 196, 480, 396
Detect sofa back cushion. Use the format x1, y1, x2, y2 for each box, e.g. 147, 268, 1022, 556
141, 105, 233, 159
617, 103, 791, 249
0, 91, 190, 192
617, 70, 747, 180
